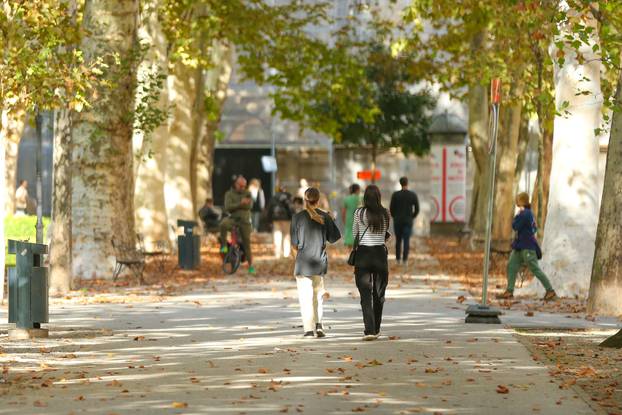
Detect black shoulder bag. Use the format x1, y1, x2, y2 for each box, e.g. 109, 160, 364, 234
347, 224, 369, 266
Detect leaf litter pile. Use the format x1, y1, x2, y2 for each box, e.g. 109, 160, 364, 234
515, 329, 622, 414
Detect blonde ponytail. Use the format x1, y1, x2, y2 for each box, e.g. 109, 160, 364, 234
304, 187, 325, 225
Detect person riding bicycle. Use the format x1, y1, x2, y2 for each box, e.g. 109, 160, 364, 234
219, 175, 255, 275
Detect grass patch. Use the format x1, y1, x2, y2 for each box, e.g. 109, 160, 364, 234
4, 215, 50, 267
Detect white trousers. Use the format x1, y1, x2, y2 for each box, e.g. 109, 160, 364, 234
273, 220, 291, 259
295, 276, 325, 332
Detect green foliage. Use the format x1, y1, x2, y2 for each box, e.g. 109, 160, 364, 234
316, 44, 435, 158
0, 1, 91, 113
3, 215, 50, 267
158, 0, 376, 138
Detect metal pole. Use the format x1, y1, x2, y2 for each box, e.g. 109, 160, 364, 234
35, 110, 44, 244
481, 103, 499, 306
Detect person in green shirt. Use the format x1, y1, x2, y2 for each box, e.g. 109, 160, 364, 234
220, 175, 255, 275
342, 184, 362, 247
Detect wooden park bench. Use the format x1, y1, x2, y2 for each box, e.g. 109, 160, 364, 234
111, 236, 145, 284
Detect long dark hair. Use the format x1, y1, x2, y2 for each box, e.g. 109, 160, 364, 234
362, 185, 388, 233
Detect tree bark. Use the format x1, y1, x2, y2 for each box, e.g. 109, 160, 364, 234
4, 108, 25, 215
71, 0, 139, 280
0, 109, 8, 303
164, 63, 202, 229
190, 69, 206, 217
197, 42, 232, 205
467, 85, 489, 239
491, 82, 524, 249
587, 69, 622, 316
600, 329, 622, 348
514, 115, 530, 189
523, 4, 602, 298
531, 124, 553, 234
49, 109, 73, 293
133, 0, 172, 251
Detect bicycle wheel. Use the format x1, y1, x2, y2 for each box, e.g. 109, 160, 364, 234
222, 247, 241, 274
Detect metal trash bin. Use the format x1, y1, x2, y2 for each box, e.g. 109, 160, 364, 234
177, 220, 200, 270
7, 240, 49, 331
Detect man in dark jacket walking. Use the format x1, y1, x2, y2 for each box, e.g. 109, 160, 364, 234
389, 177, 420, 264
267, 186, 294, 259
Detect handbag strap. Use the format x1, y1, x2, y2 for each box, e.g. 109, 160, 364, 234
354, 224, 369, 249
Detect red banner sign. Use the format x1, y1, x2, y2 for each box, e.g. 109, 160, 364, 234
357, 170, 381, 180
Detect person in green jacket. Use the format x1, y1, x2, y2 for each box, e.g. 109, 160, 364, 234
220, 175, 255, 275
342, 184, 362, 247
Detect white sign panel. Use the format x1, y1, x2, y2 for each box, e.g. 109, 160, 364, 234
430, 144, 467, 223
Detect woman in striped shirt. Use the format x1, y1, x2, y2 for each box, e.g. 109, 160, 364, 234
352, 185, 390, 341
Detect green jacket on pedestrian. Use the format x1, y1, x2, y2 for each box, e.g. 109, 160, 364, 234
224, 188, 252, 223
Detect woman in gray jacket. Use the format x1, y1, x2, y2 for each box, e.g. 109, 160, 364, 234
290, 187, 341, 338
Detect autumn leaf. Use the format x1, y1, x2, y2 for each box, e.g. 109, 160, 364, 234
172, 402, 188, 408
496, 385, 509, 394
456, 295, 466, 303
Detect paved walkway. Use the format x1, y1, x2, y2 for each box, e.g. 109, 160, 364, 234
0, 266, 607, 415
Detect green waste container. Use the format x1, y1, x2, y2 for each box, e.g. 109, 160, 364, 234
177, 220, 200, 270
7, 240, 49, 329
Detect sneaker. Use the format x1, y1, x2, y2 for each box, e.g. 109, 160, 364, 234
495, 291, 514, 300
543, 290, 558, 301
220, 245, 228, 254
303, 331, 315, 338
316, 323, 326, 338
362, 334, 377, 341
248, 265, 256, 275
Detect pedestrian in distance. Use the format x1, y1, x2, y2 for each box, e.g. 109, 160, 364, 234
219, 175, 256, 275
352, 185, 391, 341
292, 197, 304, 214
291, 187, 341, 338
496, 192, 557, 301
389, 177, 420, 265
342, 184, 362, 247
248, 178, 265, 232
198, 198, 221, 233
15, 179, 29, 216
267, 186, 294, 259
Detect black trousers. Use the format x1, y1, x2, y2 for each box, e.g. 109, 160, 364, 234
354, 245, 389, 335
394, 222, 413, 262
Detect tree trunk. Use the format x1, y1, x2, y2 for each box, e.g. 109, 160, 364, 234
467, 87, 489, 240
4, 108, 25, 215
71, 0, 139, 280
531, 124, 553, 234
190, 70, 206, 217
491, 83, 524, 249
164, 63, 202, 230
514, 115, 530, 188
49, 109, 73, 294
587, 69, 622, 316
523, 4, 602, 298
371, 144, 377, 184
197, 42, 232, 205
133, 0, 172, 251
600, 329, 622, 348
0, 109, 8, 303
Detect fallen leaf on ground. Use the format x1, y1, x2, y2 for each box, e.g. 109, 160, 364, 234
496, 385, 509, 394
172, 402, 188, 408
